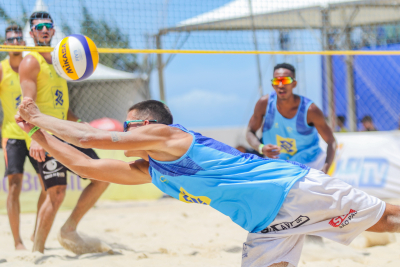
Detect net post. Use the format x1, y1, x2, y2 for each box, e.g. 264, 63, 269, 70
156, 32, 166, 102
322, 8, 336, 131
345, 27, 357, 132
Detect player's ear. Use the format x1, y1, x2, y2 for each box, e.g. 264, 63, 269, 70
29, 31, 34, 39
292, 80, 297, 88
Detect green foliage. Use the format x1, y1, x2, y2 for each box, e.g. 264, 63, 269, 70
78, 4, 138, 72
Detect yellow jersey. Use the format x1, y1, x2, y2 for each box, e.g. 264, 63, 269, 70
0, 59, 25, 139
28, 52, 69, 120
25, 52, 69, 149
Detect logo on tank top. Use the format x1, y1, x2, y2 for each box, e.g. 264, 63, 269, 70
51, 87, 64, 108
261, 215, 310, 233
13, 93, 21, 110
329, 209, 357, 228
276, 135, 297, 156
179, 187, 211, 205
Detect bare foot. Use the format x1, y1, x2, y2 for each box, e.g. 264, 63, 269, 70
58, 229, 112, 255
15, 243, 27, 250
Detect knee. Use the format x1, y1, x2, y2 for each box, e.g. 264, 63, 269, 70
91, 180, 109, 190
7, 174, 23, 194
48, 186, 66, 206
378, 204, 400, 233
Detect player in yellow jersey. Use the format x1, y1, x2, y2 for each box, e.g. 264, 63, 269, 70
0, 25, 46, 250
19, 12, 109, 254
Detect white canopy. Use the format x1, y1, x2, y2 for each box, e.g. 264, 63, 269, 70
163, 0, 400, 32
82, 63, 146, 81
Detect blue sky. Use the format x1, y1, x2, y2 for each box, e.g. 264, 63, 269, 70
0, 0, 322, 128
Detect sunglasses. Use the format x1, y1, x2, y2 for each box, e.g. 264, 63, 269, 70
123, 120, 157, 132
6, 37, 23, 43
32, 23, 54, 31
271, 77, 295, 86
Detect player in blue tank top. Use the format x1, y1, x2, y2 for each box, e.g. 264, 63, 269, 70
16, 98, 400, 267
247, 63, 336, 173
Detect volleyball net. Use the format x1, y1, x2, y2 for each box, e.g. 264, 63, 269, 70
0, 0, 399, 134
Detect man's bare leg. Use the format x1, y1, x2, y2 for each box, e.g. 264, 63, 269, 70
33, 185, 66, 253
58, 180, 109, 254
367, 203, 400, 233
7, 173, 26, 250
31, 175, 46, 242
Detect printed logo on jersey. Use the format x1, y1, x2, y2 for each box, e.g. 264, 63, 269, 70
51, 86, 64, 109
329, 209, 357, 228
179, 187, 211, 205
160, 176, 169, 184
242, 243, 248, 259
42, 159, 65, 180
261, 215, 310, 233
12, 93, 21, 110
276, 135, 297, 156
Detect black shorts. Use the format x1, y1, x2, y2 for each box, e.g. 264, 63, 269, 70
38, 138, 99, 190
3, 138, 39, 176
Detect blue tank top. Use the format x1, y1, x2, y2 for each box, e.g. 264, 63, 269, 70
262, 92, 322, 164
149, 124, 310, 233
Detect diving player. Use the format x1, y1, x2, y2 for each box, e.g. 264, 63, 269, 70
16, 98, 398, 267
246, 63, 336, 173
0, 25, 46, 250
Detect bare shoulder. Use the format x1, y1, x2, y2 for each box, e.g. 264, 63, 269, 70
307, 103, 325, 123
148, 124, 191, 139
20, 55, 40, 72
307, 103, 323, 114
258, 94, 269, 105
254, 94, 270, 114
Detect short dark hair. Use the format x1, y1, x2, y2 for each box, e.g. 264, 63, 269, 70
128, 100, 173, 125
5, 24, 22, 37
337, 115, 346, 124
274, 63, 296, 78
30, 11, 53, 28
361, 115, 373, 123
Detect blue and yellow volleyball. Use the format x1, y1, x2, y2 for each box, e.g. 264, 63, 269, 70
52, 34, 99, 81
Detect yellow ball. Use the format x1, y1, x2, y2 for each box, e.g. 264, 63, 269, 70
52, 34, 99, 81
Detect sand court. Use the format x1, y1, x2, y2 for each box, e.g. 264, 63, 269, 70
0, 198, 400, 266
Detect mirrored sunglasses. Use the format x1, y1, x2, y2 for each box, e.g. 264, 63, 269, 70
6, 37, 23, 43
123, 120, 157, 132
271, 77, 294, 86
32, 23, 54, 31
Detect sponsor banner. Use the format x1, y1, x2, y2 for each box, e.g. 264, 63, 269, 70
0, 149, 163, 214
327, 131, 400, 199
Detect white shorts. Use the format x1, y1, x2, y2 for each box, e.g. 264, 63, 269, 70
241, 169, 385, 267
304, 151, 326, 170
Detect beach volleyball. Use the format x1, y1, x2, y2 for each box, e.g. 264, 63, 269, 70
52, 34, 99, 81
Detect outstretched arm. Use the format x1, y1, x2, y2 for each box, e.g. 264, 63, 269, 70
16, 118, 151, 185
307, 103, 337, 173
18, 97, 167, 151
19, 55, 47, 162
